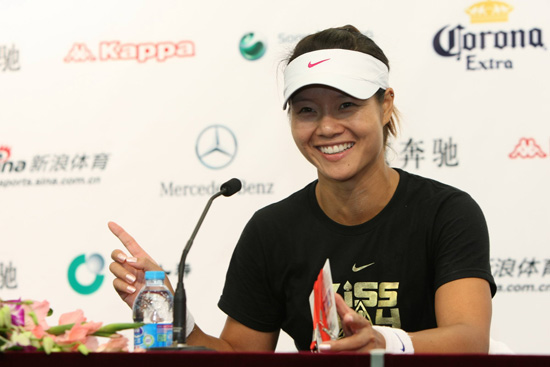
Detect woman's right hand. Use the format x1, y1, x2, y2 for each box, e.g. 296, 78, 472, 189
108, 221, 173, 308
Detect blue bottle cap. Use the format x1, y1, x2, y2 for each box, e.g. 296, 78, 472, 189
144, 271, 166, 280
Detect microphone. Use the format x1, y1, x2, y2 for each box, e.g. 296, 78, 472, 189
172, 178, 242, 349
220, 178, 242, 197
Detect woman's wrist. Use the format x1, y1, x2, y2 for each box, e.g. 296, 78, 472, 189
372, 326, 414, 354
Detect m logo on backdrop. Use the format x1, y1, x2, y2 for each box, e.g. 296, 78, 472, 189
239, 32, 267, 61
432, 0, 545, 71
162, 125, 277, 197
195, 125, 238, 169
68, 253, 105, 295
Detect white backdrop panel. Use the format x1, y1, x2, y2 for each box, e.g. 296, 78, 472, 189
0, 0, 549, 354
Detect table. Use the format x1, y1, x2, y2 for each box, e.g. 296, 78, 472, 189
1, 351, 549, 367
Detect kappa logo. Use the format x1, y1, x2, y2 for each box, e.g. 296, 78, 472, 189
195, 125, 238, 170
509, 138, 547, 159
308, 59, 330, 68
64, 41, 195, 63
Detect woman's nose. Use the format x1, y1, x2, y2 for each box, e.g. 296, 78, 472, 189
316, 114, 344, 137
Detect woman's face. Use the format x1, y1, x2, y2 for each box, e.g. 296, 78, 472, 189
290, 85, 394, 184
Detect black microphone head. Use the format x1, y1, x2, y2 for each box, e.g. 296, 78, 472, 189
220, 178, 242, 197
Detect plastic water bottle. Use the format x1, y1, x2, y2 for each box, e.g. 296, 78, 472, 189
133, 271, 174, 349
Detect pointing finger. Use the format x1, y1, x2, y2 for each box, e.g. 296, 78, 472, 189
108, 221, 154, 262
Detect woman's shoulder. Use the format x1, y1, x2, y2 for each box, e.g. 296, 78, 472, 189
395, 169, 481, 213
253, 180, 317, 219
397, 168, 469, 197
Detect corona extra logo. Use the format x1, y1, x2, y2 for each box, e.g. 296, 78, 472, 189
433, 1, 545, 70
466, 1, 514, 24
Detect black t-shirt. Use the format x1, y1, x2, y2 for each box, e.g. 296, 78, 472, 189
218, 169, 496, 351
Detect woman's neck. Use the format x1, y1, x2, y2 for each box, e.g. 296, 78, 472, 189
315, 165, 399, 226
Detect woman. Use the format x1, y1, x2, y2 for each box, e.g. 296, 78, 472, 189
109, 25, 495, 353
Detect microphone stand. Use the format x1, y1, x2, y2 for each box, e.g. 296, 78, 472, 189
152, 178, 241, 351
171, 191, 223, 350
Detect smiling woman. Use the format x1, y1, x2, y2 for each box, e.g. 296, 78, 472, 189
289, 85, 392, 190
108, 25, 497, 355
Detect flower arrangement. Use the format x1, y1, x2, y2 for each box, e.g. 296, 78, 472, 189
0, 299, 142, 354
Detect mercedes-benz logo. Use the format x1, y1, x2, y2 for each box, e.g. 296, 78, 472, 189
195, 125, 238, 169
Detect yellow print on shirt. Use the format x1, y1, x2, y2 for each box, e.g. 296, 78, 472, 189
333, 281, 401, 328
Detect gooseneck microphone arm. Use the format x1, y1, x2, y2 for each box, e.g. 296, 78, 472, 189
173, 178, 242, 347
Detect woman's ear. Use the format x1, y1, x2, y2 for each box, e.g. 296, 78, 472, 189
382, 88, 395, 125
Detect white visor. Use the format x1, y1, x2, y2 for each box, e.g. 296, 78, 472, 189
282, 49, 389, 110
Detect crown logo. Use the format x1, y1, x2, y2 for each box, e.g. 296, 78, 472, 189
466, 1, 514, 23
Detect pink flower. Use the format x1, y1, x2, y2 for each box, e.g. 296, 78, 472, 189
22, 300, 50, 331
55, 321, 103, 346
97, 335, 129, 352
1, 298, 139, 354
32, 325, 47, 339
58, 309, 86, 326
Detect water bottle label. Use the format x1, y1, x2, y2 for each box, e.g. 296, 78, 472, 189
134, 323, 173, 349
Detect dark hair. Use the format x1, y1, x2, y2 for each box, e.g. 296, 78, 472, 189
286, 25, 399, 146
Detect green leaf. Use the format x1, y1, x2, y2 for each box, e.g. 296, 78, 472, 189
92, 322, 144, 336
12, 331, 32, 346
28, 311, 39, 326
42, 336, 55, 355
46, 323, 75, 336
0, 306, 12, 329
77, 343, 90, 355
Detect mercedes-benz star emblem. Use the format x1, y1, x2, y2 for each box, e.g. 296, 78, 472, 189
195, 125, 238, 169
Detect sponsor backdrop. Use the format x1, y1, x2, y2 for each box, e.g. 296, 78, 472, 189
1, 0, 549, 354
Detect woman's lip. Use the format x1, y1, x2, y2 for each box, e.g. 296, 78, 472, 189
315, 143, 354, 162
317, 142, 355, 155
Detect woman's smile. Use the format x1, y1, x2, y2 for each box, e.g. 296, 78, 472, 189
290, 85, 389, 182
317, 142, 355, 155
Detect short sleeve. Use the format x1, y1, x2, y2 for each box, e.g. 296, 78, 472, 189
218, 214, 285, 332
432, 192, 497, 296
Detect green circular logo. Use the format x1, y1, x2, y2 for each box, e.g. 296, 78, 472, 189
239, 32, 267, 61
68, 253, 105, 295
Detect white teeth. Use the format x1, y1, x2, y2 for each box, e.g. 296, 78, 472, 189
319, 143, 354, 154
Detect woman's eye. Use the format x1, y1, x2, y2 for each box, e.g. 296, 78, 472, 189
340, 102, 355, 109
298, 107, 314, 114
